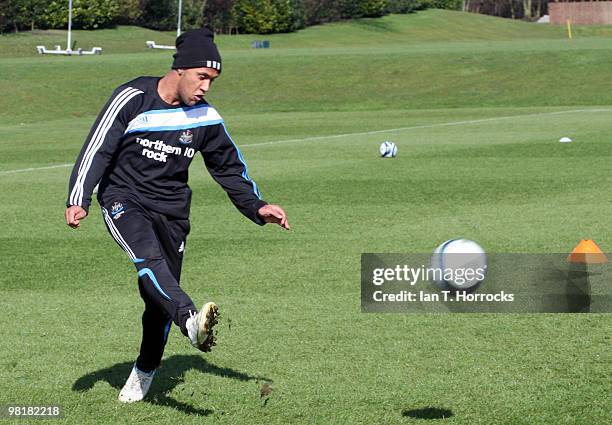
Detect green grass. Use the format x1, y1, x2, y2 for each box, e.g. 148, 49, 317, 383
3, 10, 612, 126
0, 10, 574, 58
3, 9, 612, 59
0, 9, 611, 425
4, 41, 612, 125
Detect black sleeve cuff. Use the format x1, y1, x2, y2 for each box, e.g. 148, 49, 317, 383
252, 199, 268, 226
65, 201, 90, 214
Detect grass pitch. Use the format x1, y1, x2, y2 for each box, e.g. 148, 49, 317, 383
0, 10, 611, 424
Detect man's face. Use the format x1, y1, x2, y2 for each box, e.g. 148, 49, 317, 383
177, 67, 219, 106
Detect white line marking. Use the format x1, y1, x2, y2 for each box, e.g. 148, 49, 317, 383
0, 163, 72, 175
1, 108, 610, 175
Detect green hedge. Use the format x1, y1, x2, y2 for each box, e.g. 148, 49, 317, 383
43, 0, 119, 30
234, 0, 295, 34
420, 0, 461, 10
0, 0, 461, 34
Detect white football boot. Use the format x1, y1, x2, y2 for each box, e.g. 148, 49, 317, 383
118, 365, 155, 403
186, 302, 219, 352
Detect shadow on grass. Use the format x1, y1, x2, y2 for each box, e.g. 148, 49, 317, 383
402, 407, 454, 420
353, 17, 397, 33
73, 354, 270, 416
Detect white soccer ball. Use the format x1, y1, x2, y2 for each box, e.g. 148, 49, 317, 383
431, 239, 487, 290
379, 141, 397, 158
559, 137, 572, 143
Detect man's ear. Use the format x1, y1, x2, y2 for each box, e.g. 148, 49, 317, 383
176, 69, 184, 76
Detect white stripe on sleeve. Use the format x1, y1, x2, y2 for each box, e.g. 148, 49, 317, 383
70, 87, 143, 206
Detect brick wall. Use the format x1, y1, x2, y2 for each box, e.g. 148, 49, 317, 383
549, 1, 612, 25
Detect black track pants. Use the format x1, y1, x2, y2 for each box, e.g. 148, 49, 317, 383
100, 197, 197, 372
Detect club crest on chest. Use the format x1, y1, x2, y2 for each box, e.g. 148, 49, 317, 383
179, 130, 193, 144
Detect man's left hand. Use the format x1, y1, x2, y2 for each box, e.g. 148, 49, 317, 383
258, 204, 290, 230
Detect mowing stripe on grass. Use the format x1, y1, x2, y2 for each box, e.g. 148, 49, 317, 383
240, 108, 612, 148
1, 108, 610, 176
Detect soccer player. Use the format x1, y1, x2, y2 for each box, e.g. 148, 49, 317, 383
64, 28, 289, 403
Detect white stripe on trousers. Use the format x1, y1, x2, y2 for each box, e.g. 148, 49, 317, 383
102, 208, 137, 261
70, 87, 143, 206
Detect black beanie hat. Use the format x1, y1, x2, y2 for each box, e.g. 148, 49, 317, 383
172, 28, 222, 73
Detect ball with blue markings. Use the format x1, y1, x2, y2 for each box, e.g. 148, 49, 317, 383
431, 239, 487, 291
379, 141, 397, 158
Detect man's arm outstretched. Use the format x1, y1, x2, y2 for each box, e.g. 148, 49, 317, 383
201, 122, 290, 230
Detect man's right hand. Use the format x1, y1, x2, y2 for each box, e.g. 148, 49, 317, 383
65, 205, 88, 229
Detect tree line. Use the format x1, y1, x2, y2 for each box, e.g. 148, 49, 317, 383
463, 0, 612, 21
3, 0, 586, 34
0, 0, 464, 34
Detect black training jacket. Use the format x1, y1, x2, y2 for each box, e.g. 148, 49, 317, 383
66, 76, 267, 223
